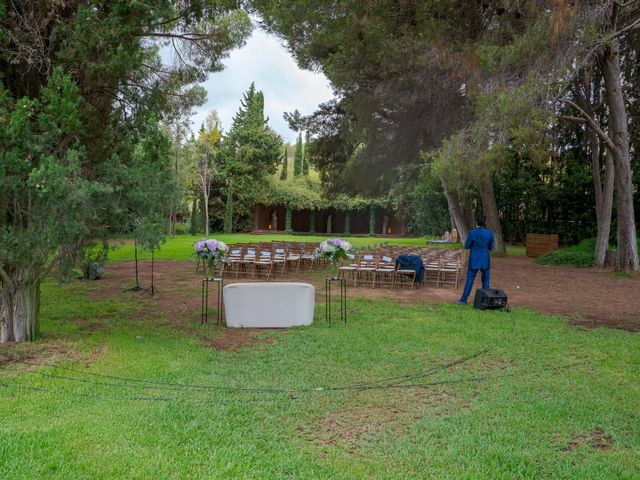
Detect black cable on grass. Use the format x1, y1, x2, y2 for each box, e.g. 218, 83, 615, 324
0, 381, 288, 404
0, 346, 493, 395
346, 309, 516, 389
0, 349, 490, 393
347, 346, 493, 389
0, 311, 521, 397
0, 361, 584, 403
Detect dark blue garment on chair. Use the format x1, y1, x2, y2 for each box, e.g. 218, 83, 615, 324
395, 254, 425, 284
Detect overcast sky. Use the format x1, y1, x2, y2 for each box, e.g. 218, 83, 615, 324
188, 28, 335, 144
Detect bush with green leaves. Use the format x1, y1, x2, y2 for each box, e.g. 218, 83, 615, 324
536, 239, 596, 267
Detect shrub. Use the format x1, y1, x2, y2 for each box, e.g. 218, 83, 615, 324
536, 238, 595, 267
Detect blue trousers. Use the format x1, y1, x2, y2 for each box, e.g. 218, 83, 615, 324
460, 268, 490, 303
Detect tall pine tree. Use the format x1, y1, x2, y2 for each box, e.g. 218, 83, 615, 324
221, 82, 283, 230
280, 145, 289, 180
302, 130, 310, 176
293, 132, 303, 176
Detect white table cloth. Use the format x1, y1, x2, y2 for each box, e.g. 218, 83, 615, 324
223, 282, 315, 328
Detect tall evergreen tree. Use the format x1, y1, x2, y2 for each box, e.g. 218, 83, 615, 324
280, 145, 289, 180
302, 131, 310, 176
293, 132, 303, 176
221, 83, 282, 230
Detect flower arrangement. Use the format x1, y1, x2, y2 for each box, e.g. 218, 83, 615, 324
193, 238, 229, 278
315, 238, 354, 266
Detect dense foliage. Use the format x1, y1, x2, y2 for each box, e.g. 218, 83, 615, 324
536, 239, 597, 267
254, 0, 640, 269
0, 0, 251, 341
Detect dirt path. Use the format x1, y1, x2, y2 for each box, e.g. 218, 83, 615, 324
93, 257, 640, 332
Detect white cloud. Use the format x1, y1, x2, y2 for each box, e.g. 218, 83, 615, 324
190, 29, 334, 143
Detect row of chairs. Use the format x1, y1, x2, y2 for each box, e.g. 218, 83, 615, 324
198, 241, 466, 288
221, 243, 326, 280
339, 254, 417, 289
423, 251, 466, 288
338, 248, 467, 289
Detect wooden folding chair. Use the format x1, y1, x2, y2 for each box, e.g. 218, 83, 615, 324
374, 255, 396, 288
254, 250, 275, 280
355, 254, 377, 287
238, 248, 257, 278
423, 257, 441, 287
285, 244, 302, 273
339, 253, 359, 286
299, 245, 317, 272
394, 258, 417, 289
440, 253, 463, 288
225, 248, 243, 278
273, 247, 288, 277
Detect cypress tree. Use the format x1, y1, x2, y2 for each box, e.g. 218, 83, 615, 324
302, 130, 310, 176
280, 145, 288, 180
293, 132, 303, 176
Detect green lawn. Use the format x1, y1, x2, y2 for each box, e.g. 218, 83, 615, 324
107, 233, 524, 262
1, 277, 639, 479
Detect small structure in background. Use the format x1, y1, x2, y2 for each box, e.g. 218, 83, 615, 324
526, 234, 559, 258
252, 204, 406, 236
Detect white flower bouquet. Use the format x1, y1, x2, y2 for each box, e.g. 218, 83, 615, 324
193, 238, 229, 277
315, 238, 354, 266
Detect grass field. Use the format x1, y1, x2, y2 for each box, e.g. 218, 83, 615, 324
1, 272, 638, 479
107, 233, 525, 262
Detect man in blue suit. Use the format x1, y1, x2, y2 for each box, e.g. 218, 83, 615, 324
456, 214, 494, 305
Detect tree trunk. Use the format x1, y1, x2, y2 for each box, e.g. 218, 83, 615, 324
309, 209, 316, 234
343, 210, 350, 236
1, 273, 41, 343
449, 209, 457, 235
441, 178, 470, 243
189, 197, 199, 235
224, 181, 233, 234
285, 207, 293, 233
203, 193, 210, 236
575, 68, 613, 268
589, 130, 615, 267
599, 44, 639, 271
478, 173, 506, 255
368, 207, 376, 236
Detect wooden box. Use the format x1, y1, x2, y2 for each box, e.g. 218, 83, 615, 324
526, 233, 559, 257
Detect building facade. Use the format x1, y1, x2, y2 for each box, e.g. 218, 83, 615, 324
253, 204, 407, 236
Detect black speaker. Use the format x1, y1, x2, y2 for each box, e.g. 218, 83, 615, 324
473, 288, 508, 310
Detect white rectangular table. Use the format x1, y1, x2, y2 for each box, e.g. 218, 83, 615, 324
223, 282, 315, 328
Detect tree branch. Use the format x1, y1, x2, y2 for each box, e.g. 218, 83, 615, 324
145, 13, 188, 29
138, 32, 213, 41
606, 14, 640, 41
559, 99, 616, 151
38, 255, 59, 283
559, 115, 586, 123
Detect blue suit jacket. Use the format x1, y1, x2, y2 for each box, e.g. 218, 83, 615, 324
464, 227, 494, 270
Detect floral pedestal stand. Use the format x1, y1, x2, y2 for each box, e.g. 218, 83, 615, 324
201, 263, 224, 325
325, 263, 347, 323
193, 239, 229, 325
